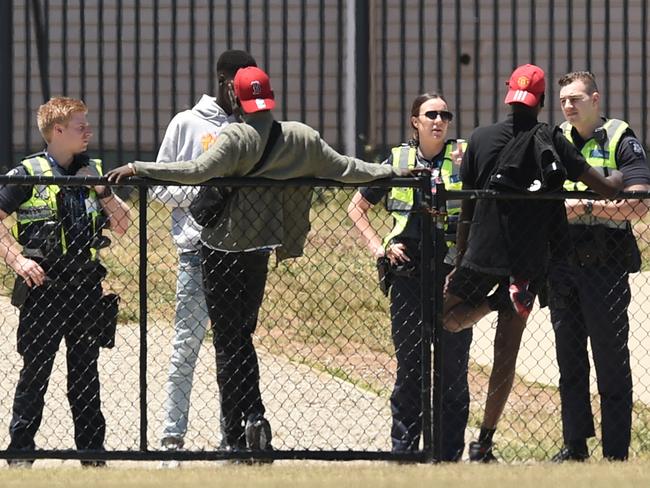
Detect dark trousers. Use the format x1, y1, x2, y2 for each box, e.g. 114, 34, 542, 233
201, 247, 270, 448
9, 280, 105, 451
389, 273, 472, 461
548, 260, 632, 460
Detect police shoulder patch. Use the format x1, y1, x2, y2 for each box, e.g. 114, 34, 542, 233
629, 139, 646, 158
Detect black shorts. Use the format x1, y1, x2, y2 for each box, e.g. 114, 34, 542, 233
447, 266, 541, 310
447, 266, 507, 307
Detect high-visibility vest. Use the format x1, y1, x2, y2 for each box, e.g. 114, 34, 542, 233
12, 155, 104, 260
383, 140, 464, 247
561, 118, 629, 229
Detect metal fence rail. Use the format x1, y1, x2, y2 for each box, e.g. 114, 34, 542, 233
0, 176, 434, 463
436, 185, 650, 462
0, 176, 648, 464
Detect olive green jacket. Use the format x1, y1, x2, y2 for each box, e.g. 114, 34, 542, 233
134, 111, 397, 259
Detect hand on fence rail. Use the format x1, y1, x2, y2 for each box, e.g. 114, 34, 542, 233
105, 163, 136, 183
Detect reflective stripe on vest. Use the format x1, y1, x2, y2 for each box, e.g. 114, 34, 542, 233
383, 141, 465, 247
561, 119, 628, 229
561, 119, 626, 191
13, 156, 104, 258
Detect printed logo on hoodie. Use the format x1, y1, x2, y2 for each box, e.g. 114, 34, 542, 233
201, 132, 219, 152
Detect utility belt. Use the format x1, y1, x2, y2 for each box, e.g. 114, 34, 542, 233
376, 239, 420, 297
11, 260, 107, 305
11, 262, 118, 348
570, 223, 641, 272
376, 257, 421, 296
376, 238, 450, 296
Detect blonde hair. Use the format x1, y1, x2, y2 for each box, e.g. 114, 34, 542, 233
37, 97, 87, 143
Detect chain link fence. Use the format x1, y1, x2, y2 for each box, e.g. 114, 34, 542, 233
0, 176, 649, 463
441, 187, 650, 462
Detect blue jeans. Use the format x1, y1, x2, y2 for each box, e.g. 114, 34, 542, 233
161, 251, 210, 443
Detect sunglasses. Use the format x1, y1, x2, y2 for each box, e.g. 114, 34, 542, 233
420, 110, 453, 122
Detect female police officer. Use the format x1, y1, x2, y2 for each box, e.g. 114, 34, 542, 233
347, 93, 471, 461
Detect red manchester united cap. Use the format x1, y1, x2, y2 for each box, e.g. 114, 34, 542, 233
504, 64, 546, 107
233, 66, 275, 114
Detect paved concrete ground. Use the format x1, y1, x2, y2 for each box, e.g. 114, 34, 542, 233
1, 268, 648, 461
0, 297, 392, 453
470, 271, 650, 405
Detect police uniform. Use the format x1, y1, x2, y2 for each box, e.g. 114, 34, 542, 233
360, 140, 471, 461
549, 119, 650, 460
0, 152, 109, 453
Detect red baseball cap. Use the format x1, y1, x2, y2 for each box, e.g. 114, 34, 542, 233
233, 66, 275, 114
504, 64, 546, 107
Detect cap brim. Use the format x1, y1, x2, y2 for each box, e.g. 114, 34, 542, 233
240, 98, 276, 114
504, 89, 540, 107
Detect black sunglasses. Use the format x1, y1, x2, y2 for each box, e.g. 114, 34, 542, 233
420, 110, 453, 122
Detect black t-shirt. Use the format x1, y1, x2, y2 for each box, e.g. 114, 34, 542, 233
0, 153, 99, 268
460, 113, 588, 190
460, 112, 589, 277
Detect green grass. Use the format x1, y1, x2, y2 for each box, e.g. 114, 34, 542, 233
466, 366, 650, 462
2, 187, 650, 462
1, 462, 650, 488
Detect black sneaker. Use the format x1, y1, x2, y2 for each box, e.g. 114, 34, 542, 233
468, 440, 498, 463
551, 446, 588, 463
245, 416, 272, 451
604, 454, 627, 462
245, 416, 273, 464
79, 448, 108, 468
80, 460, 107, 468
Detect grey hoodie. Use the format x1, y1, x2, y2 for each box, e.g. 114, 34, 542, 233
150, 95, 235, 253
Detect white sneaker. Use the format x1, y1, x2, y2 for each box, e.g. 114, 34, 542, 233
159, 437, 183, 469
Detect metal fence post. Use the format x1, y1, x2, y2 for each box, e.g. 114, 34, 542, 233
431, 181, 448, 463
419, 175, 435, 462
138, 185, 149, 451
0, 1, 12, 172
